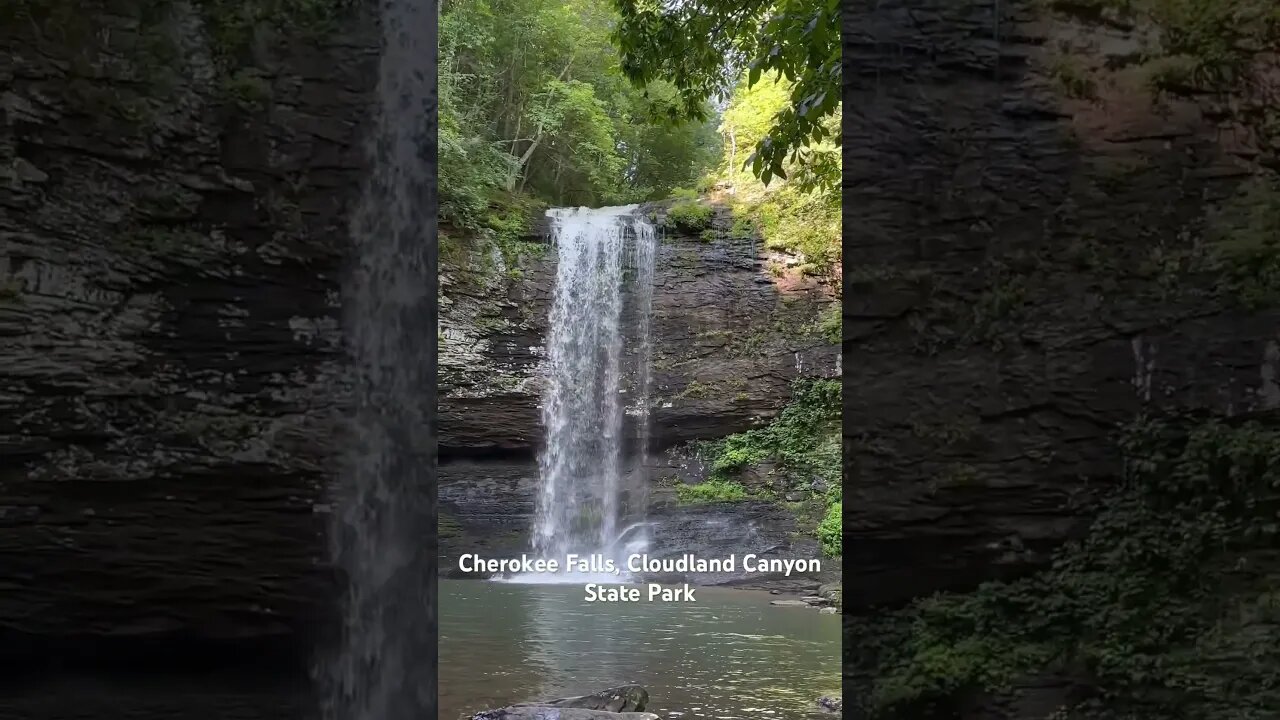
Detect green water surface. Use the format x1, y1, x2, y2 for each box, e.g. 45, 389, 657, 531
439, 579, 841, 720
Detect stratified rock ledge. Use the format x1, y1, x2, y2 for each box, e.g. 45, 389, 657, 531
471, 709, 659, 720
474, 685, 654, 720
513, 685, 648, 713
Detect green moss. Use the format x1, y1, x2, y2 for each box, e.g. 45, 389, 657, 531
675, 380, 715, 400
908, 414, 978, 447
445, 193, 548, 282
676, 478, 749, 504
698, 228, 717, 242
665, 200, 714, 233
439, 512, 463, 538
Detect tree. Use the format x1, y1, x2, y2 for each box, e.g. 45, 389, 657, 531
438, 0, 719, 237
611, 0, 840, 187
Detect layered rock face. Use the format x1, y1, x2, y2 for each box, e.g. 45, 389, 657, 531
844, 0, 1278, 609
438, 206, 839, 581
0, 5, 377, 661
843, 0, 1280, 716
440, 206, 839, 456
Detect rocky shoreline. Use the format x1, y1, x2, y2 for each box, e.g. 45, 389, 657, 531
468, 685, 842, 720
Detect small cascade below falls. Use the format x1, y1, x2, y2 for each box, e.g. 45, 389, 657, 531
512, 205, 657, 582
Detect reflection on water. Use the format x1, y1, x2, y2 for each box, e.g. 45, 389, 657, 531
439, 579, 840, 720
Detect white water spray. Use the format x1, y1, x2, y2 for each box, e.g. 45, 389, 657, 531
509, 206, 657, 583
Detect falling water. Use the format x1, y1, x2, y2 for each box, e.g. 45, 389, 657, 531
321, 2, 436, 720
628, 220, 657, 533
529, 206, 658, 574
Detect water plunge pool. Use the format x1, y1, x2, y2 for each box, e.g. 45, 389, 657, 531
439, 578, 840, 720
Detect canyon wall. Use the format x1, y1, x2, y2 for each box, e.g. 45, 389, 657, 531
0, 3, 378, 663
843, 0, 1280, 716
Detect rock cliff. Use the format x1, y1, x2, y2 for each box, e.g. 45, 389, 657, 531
845, 0, 1278, 608
0, 2, 377, 663
844, 0, 1280, 716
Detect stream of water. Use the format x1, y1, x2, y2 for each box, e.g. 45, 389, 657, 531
525, 206, 658, 577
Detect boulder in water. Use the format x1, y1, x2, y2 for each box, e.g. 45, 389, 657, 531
817, 582, 842, 606
514, 685, 648, 713
472, 709, 658, 720
817, 695, 842, 713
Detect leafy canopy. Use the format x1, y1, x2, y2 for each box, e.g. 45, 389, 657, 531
439, 0, 719, 257
611, 0, 840, 187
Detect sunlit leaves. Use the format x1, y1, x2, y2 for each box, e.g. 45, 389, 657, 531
611, 0, 840, 185
439, 0, 717, 227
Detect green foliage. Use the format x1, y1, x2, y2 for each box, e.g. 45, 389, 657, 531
1208, 175, 1280, 308
704, 378, 841, 486
728, 214, 756, 239
1048, 53, 1098, 100
854, 415, 1280, 719
696, 378, 840, 549
750, 184, 841, 273
1048, 0, 1280, 166
816, 304, 841, 344
439, 0, 717, 252
817, 501, 841, 557
664, 201, 713, 233
611, 0, 840, 187
711, 73, 840, 278
676, 478, 750, 504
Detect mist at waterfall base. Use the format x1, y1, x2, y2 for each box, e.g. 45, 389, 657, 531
502, 205, 658, 585
320, 1, 435, 720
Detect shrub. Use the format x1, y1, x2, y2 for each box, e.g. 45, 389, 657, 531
818, 305, 841, 344
818, 502, 841, 557
665, 200, 713, 233
729, 214, 755, 239
852, 415, 1280, 718
704, 378, 841, 485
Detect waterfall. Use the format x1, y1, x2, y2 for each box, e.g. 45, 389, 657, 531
321, 1, 436, 720
528, 205, 657, 577
629, 220, 657, 539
